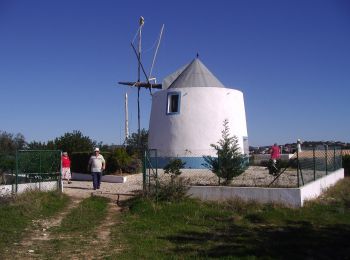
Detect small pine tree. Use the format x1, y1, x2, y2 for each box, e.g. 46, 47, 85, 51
163, 158, 186, 179
203, 119, 245, 184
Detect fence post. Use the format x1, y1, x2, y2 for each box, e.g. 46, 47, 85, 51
155, 149, 158, 197
313, 147, 316, 181
333, 147, 336, 171
297, 148, 300, 187
39, 151, 42, 191
325, 145, 328, 175
59, 151, 63, 193
15, 150, 18, 193
143, 150, 146, 192
218, 153, 221, 186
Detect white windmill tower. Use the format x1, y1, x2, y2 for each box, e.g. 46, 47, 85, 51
148, 56, 249, 168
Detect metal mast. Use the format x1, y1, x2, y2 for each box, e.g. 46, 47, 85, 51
137, 16, 144, 147
125, 92, 129, 142
118, 17, 164, 150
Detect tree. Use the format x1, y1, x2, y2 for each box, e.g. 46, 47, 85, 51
0, 131, 25, 180
125, 129, 148, 157
0, 131, 26, 154
163, 158, 186, 179
27, 140, 55, 150
203, 119, 245, 184
54, 130, 96, 155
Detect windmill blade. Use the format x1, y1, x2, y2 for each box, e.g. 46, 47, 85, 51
118, 81, 162, 89
131, 42, 150, 83
149, 24, 164, 81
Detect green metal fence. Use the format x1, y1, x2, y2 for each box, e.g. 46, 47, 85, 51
143, 146, 343, 189
143, 149, 159, 194
295, 146, 342, 187
14, 150, 62, 193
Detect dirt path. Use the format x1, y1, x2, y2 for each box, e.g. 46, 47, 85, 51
3, 182, 124, 259
3, 196, 82, 259
77, 201, 123, 259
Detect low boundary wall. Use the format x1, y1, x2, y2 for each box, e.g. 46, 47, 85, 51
71, 173, 126, 183
187, 168, 344, 207
0, 181, 58, 196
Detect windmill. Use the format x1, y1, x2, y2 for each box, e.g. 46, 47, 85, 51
119, 16, 164, 147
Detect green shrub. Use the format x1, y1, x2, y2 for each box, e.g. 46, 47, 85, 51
71, 149, 140, 175
203, 119, 245, 184
106, 148, 137, 174
0, 154, 15, 175
163, 158, 186, 178
144, 158, 189, 202
71, 152, 91, 174
155, 177, 190, 202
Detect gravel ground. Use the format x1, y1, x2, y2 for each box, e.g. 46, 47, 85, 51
64, 166, 327, 200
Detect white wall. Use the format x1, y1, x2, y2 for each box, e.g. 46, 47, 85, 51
72, 173, 126, 183
148, 87, 248, 157
187, 168, 344, 207
0, 181, 58, 196
300, 168, 344, 206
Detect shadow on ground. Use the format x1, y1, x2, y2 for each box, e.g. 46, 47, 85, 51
162, 221, 350, 259
64, 186, 91, 190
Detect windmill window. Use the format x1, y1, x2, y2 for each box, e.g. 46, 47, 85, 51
167, 92, 181, 115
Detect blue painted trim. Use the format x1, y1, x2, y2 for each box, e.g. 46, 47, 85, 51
150, 157, 208, 169
149, 156, 250, 170
166, 91, 181, 115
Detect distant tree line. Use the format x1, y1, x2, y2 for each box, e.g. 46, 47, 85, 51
0, 129, 148, 176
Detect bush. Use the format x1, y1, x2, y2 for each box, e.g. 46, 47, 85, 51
71, 149, 140, 175
106, 148, 141, 174
145, 177, 189, 202
203, 119, 245, 184
0, 154, 15, 174
155, 177, 190, 202
163, 158, 186, 178
71, 152, 91, 174
143, 158, 189, 202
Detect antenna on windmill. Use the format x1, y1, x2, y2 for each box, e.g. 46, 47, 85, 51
118, 17, 164, 149
148, 24, 164, 93
125, 92, 129, 142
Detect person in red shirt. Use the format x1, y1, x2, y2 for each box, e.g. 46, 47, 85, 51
270, 143, 281, 163
61, 152, 72, 184
269, 143, 281, 175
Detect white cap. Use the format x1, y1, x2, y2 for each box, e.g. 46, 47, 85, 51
94, 147, 100, 152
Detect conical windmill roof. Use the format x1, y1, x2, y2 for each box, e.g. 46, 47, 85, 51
162, 58, 226, 89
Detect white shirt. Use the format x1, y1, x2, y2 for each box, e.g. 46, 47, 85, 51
88, 154, 105, 173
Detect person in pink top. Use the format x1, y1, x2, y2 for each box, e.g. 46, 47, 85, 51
61, 152, 72, 184
270, 143, 281, 164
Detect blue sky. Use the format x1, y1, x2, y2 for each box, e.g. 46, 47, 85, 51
0, 0, 349, 146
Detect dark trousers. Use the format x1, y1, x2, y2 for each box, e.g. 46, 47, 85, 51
92, 172, 102, 189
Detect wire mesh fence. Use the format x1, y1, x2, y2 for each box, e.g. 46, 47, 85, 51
0, 150, 62, 196
143, 146, 343, 189
295, 146, 342, 187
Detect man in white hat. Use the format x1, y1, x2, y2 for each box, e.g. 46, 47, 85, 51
297, 139, 302, 153
88, 148, 106, 190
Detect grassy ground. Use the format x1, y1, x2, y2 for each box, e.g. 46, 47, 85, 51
0, 190, 69, 254
110, 178, 350, 259
29, 195, 111, 259
1, 178, 349, 259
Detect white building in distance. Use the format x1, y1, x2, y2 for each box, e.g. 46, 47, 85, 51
148, 57, 248, 168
